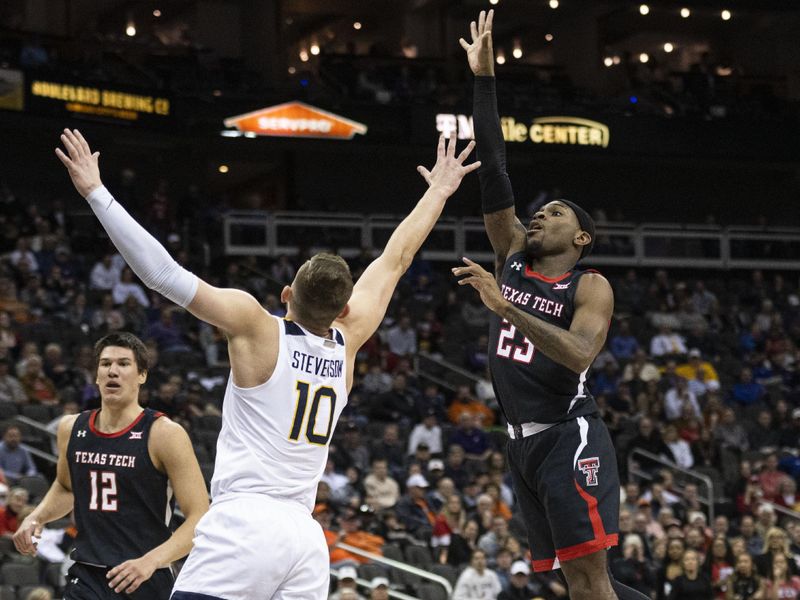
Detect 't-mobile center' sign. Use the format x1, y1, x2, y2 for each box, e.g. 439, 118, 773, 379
224, 102, 368, 140
436, 113, 610, 148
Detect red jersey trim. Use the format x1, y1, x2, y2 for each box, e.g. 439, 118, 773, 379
523, 266, 572, 283
556, 534, 619, 563
532, 558, 556, 572
89, 409, 147, 438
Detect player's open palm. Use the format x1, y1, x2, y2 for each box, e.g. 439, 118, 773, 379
459, 9, 495, 77
55, 128, 103, 198
417, 133, 480, 198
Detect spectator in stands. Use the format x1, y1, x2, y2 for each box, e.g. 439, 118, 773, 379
9, 237, 39, 275
335, 422, 370, 473
623, 349, 662, 388
725, 551, 765, 600
415, 383, 447, 422
0, 357, 25, 403
715, 408, 750, 453
89, 254, 120, 291
368, 374, 418, 425
450, 413, 491, 461
610, 320, 640, 361
775, 479, 800, 512
112, 267, 150, 307
763, 552, 800, 599
477, 515, 511, 560
628, 417, 672, 470
692, 281, 718, 316
611, 533, 654, 597
740, 515, 764, 556
269, 255, 296, 284
676, 348, 721, 392
368, 577, 389, 600
705, 536, 734, 599
0, 425, 37, 482
0, 486, 29, 534
664, 377, 701, 421
729, 367, 767, 409
386, 315, 417, 358
447, 384, 494, 426
650, 324, 687, 359
0, 311, 18, 357
146, 307, 191, 353
667, 548, 712, 599
364, 458, 399, 510
452, 548, 502, 600
361, 363, 392, 396
498, 560, 543, 599
370, 424, 406, 478
749, 411, 781, 453
330, 566, 366, 600
407, 408, 443, 455
755, 527, 797, 579
396, 473, 435, 541
19, 354, 58, 404
656, 536, 685, 600
759, 454, 791, 502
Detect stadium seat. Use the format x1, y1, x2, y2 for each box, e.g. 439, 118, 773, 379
196, 430, 219, 455
20, 403, 52, 423
0, 585, 13, 600
357, 563, 385, 582
404, 545, 433, 569
418, 582, 449, 600
192, 443, 211, 464
0, 562, 39, 586
17, 475, 50, 503
0, 403, 18, 421
430, 564, 458, 586
195, 414, 222, 432
43, 561, 64, 590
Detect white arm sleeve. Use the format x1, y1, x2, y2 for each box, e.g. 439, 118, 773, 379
86, 186, 199, 308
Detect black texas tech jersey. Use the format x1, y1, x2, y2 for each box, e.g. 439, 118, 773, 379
488, 251, 601, 425
67, 408, 174, 567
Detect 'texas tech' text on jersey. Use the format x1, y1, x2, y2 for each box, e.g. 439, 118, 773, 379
488, 252, 600, 425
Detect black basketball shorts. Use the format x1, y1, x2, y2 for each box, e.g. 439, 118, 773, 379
507, 413, 620, 571
64, 562, 174, 600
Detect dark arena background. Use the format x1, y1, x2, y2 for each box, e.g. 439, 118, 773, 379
1, 1, 800, 598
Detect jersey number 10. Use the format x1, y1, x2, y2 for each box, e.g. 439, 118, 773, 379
289, 382, 337, 445
496, 319, 535, 364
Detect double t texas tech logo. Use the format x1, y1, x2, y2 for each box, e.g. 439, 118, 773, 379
577, 457, 600, 487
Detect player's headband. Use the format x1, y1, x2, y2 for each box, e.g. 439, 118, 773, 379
560, 200, 596, 260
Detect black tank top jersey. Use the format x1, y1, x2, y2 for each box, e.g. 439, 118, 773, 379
67, 408, 174, 567
488, 251, 600, 425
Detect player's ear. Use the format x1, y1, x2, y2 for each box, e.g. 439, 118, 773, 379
138, 370, 147, 385
280, 285, 292, 304
336, 304, 350, 320
574, 230, 592, 249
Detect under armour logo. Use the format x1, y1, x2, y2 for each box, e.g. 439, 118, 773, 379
71, 578, 79, 584
511, 261, 523, 271
77, 430, 87, 438
553, 282, 571, 290
129, 431, 143, 440
578, 457, 600, 486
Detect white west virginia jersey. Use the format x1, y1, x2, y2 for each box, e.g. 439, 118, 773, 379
211, 316, 348, 511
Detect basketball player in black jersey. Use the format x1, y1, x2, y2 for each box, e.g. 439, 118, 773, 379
455, 10, 649, 600
13, 332, 208, 600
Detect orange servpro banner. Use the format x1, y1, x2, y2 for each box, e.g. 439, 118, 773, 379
223, 101, 367, 140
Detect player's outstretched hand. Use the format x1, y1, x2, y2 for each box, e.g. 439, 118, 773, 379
12, 515, 43, 556
417, 133, 480, 198
107, 554, 158, 594
55, 128, 103, 198
459, 9, 495, 77
452, 257, 508, 314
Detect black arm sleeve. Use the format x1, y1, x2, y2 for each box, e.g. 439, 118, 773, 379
473, 76, 515, 214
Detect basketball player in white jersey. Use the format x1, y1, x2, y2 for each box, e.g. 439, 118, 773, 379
56, 128, 480, 600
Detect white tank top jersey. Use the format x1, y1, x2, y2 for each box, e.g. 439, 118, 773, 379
210, 316, 348, 511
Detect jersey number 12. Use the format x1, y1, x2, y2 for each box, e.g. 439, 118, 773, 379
289, 382, 337, 445
496, 320, 535, 364
89, 471, 118, 511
